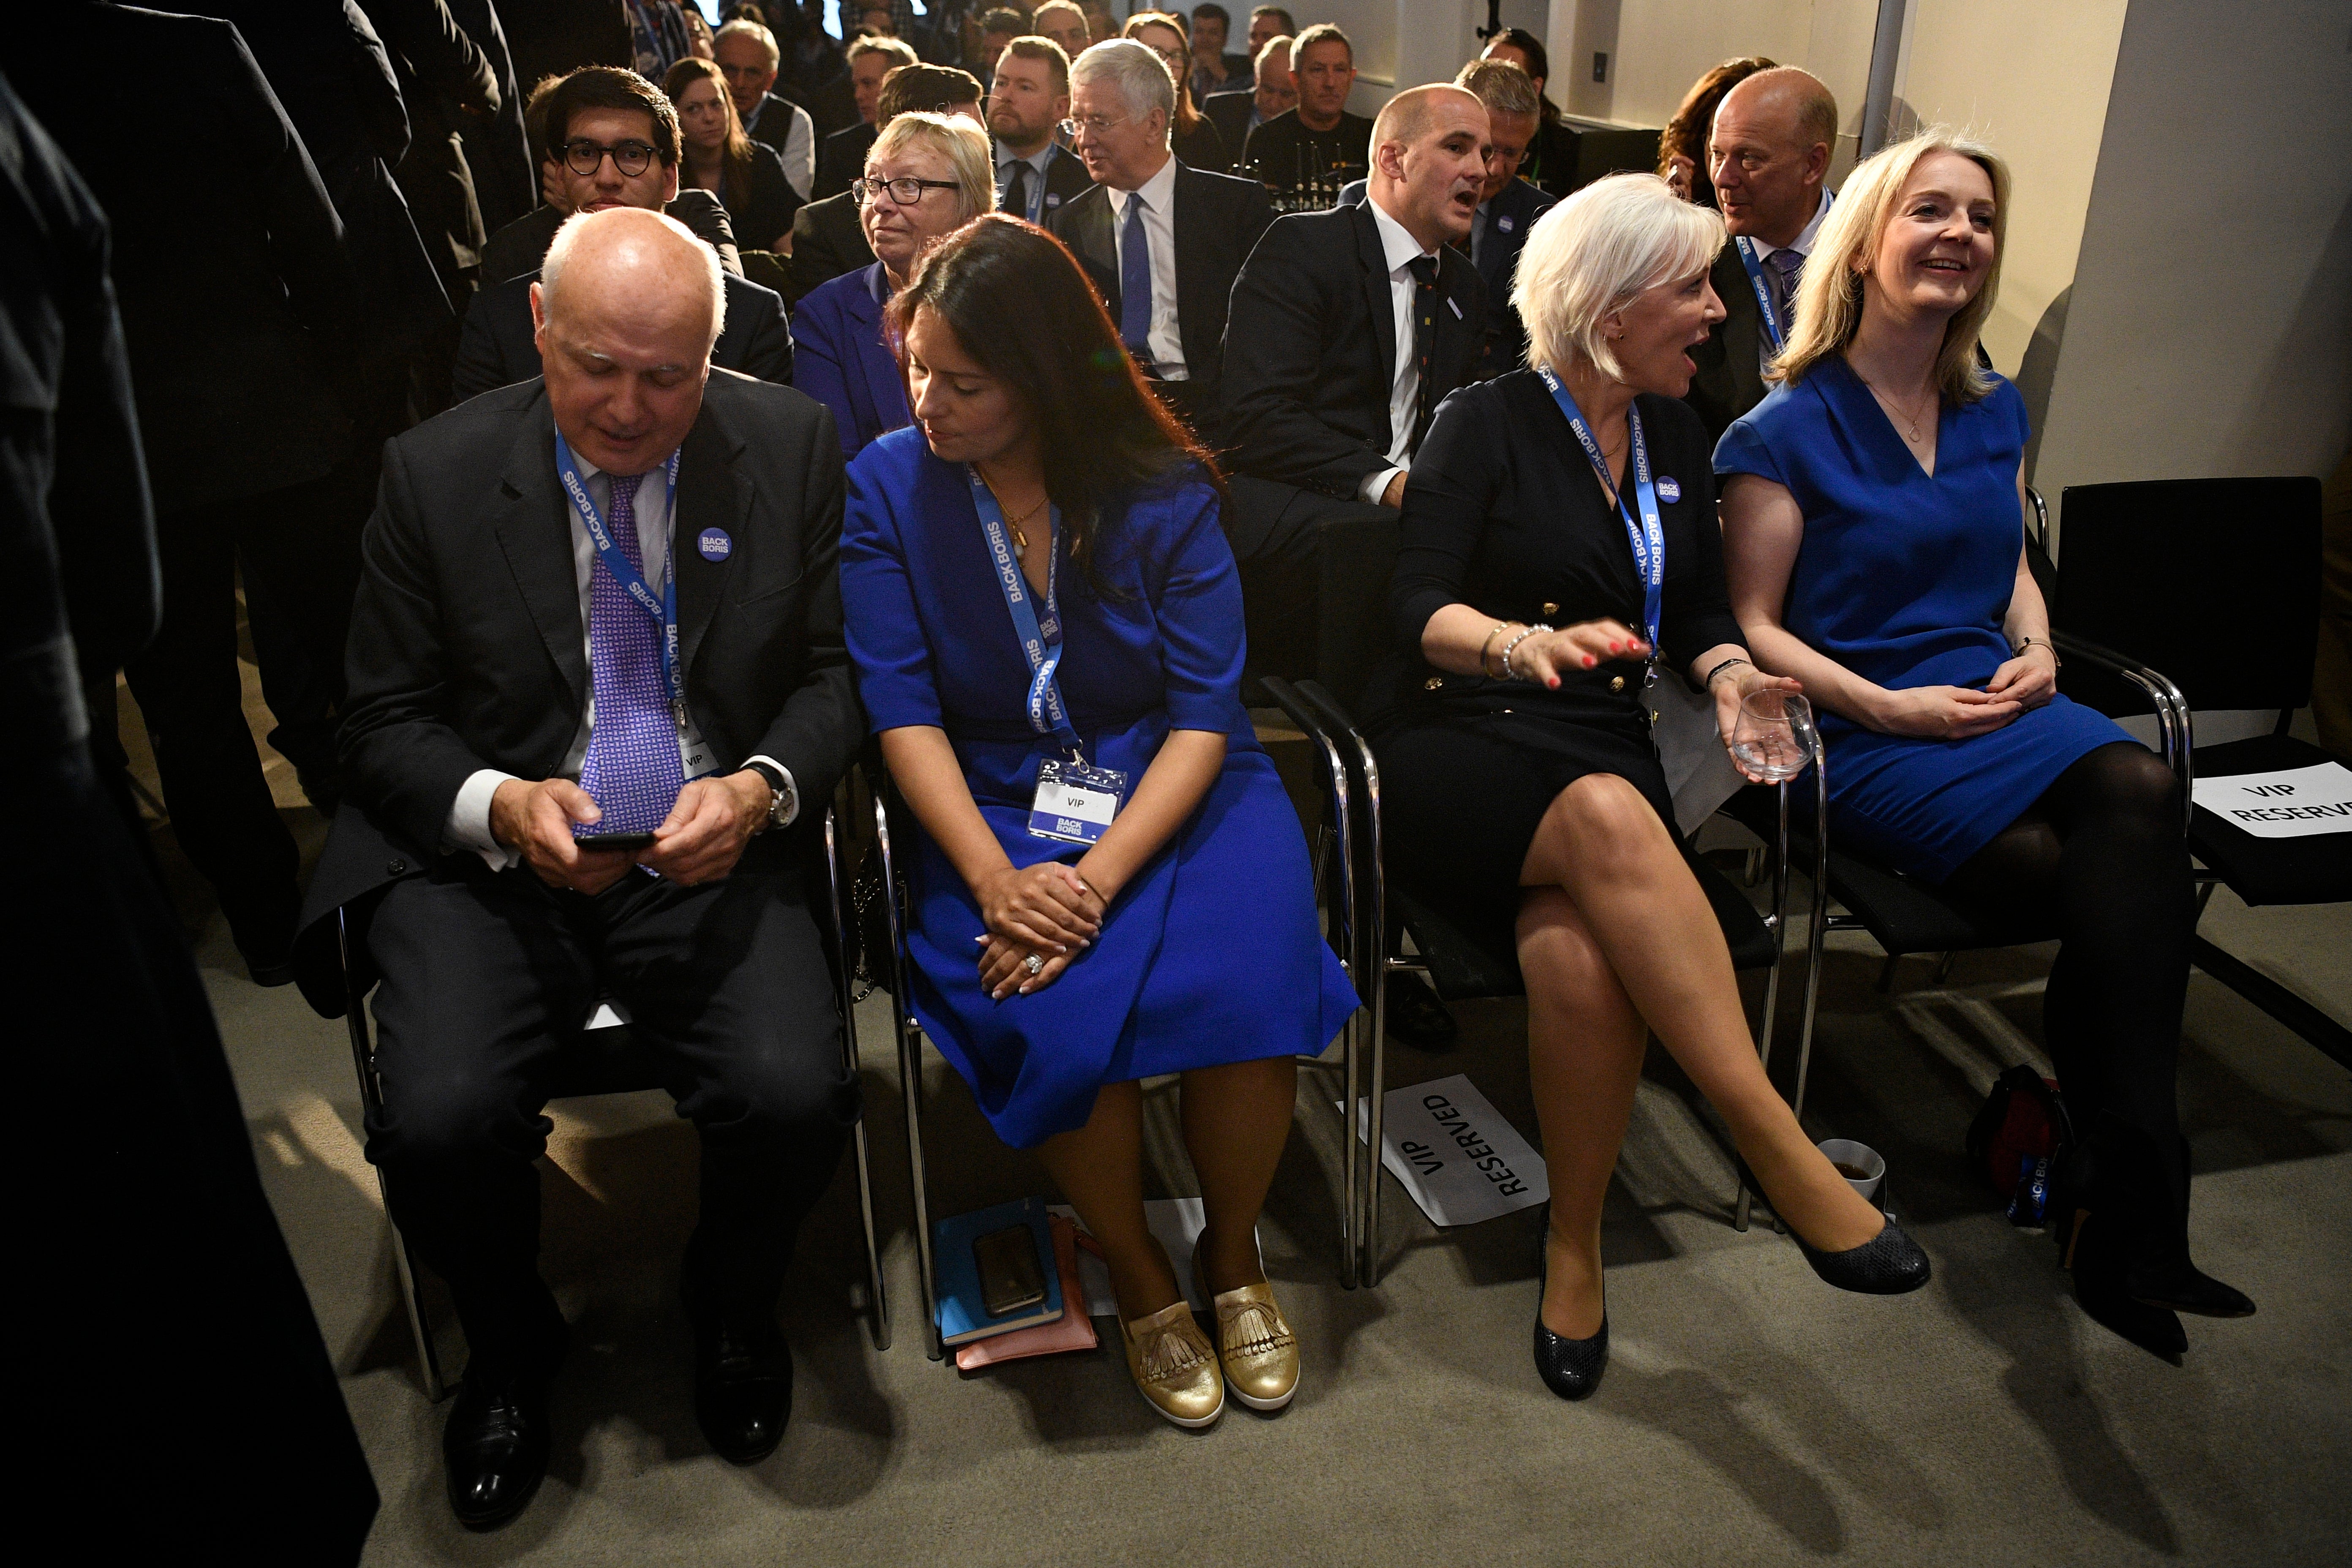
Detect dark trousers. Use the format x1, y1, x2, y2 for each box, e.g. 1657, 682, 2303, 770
1225, 474, 1400, 705
364, 856, 857, 1375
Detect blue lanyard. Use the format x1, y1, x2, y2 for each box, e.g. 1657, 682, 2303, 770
555, 430, 686, 730
1536, 365, 1663, 670
1733, 236, 1785, 354
969, 468, 1084, 757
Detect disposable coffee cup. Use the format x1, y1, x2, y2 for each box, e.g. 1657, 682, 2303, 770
1817, 1139, 1885, 1203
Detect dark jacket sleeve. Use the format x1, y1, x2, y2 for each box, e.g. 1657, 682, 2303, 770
449, 284, 513, 402
342, 1, 411, 165
225, 24, 353, 348
752, 400, 860, 810
723, 275, 792, 386
784, 197, 847, 304
370, 0, 498, 111
1220, 219, 1386, 499
1387, 383, 1503, 650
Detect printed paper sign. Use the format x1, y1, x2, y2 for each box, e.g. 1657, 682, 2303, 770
1337, 1073, 1549, 1228
2191, 762, 2352, 839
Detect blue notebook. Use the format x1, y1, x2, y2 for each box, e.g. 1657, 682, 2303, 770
934, 1197, 1064, 1346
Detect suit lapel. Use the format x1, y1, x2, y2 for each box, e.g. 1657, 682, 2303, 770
1432, 248, 1482, 401
672, 403, 746, 683
491, 397, 588, 712
1073, 186, 1120, 312
1716, 247, 1766, 409
1168, 164, 1205, 372
1353, 202, 1396, 429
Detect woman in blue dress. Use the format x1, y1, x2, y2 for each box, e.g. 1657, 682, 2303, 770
1719, 130, 2253, 1358
841, 216, 1357, 1428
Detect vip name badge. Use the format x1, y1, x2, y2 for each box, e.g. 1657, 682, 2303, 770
1029, 757, 1126, 846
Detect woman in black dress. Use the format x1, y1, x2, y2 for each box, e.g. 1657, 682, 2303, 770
1370, 174, 1930, 1402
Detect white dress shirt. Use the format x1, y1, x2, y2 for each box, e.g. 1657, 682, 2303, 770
1106, 151, 1187, 381
1359, 193, 1440, 505
443, 450, 797, 870
1746, 185, 1835, 369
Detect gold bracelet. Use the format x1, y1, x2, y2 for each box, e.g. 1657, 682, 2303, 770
1479, 621, 1515, 678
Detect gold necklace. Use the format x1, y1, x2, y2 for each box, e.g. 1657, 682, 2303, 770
978, 466, 1049, 547
1860, 376, 1937, 443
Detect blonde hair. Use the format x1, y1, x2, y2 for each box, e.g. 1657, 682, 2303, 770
1775, 125, 2010, 403
1514, 172, 1725, 382
867, 111, 996, 223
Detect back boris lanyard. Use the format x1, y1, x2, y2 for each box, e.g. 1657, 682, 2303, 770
968, 468, 1127, 845
555, 430, 687, 732
1535, 364, 1663, 688
1733, 236, 1786, 355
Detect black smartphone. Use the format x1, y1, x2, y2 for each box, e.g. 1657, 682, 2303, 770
574, 831, 654, 850
973, 1224, 1048, 1317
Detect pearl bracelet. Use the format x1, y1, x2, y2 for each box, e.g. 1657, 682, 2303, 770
1500, 623, 1552, 681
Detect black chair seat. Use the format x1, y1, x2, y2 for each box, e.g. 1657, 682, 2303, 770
2189, 734, 2352, 906
547, 1012, 672, 1100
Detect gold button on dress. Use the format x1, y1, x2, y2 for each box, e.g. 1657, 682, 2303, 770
1610, 675, 1625, 692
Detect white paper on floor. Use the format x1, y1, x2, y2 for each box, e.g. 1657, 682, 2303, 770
1049, 1198, 1258, 1317
2191, 762, 2352, 838
1337, 1072, 1548, 1227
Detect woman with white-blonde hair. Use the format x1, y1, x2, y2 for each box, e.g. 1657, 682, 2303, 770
1718, 129, 2254, 1360
1368, 172, 1930, 1404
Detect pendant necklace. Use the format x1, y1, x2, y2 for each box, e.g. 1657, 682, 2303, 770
1862, 376, 1936, 444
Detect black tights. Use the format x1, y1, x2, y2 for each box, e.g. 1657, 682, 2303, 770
1942, 742, 2193, 1149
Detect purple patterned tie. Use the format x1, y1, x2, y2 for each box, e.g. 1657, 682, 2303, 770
1767, 247, 1805, 339
574, 470, 685, 838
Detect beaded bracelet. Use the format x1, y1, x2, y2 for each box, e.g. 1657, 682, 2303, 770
1500, 623, 1552, 681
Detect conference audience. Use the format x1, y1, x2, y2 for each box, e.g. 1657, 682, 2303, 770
298, 208, 860, 1527
988, 36, 1090, 223
792, 112, 996, 459
666, 55, 803, 251
629, 0, 695, 77
1245, 5, 1297, 53
1477, 27, 1576, 197
1032, 0, 1093, 60
972, 7, 1025, 84
1203, 32, 1293, 159
815, 33, 919, 198
1124, 11, 1228, 173
1239, 22, 1369, 184
1716, 130, 2255, 1358
716, 16, 819, 198
1372, 174, 1930, 1402
1685, 65, 1838, 441
1657, 55, 1777, 207
1051, 38, 1274, 433
1187, 3, 1251, 102
787, 65, 987, 302
841, 216, 1355, 1429
455, 68, 789, 401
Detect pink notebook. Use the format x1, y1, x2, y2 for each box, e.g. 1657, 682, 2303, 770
954, 1214, 1101, 1370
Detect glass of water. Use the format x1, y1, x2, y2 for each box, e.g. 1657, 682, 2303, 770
1730, 690, 1818, 782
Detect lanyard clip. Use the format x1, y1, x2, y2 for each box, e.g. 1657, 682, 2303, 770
672, 697, 690, 734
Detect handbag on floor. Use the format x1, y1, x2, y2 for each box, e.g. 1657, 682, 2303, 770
1966, 1064, 2075, 1227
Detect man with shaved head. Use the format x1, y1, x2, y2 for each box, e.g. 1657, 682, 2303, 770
1686, 64, 1838, 438
295, 205, 860, 1529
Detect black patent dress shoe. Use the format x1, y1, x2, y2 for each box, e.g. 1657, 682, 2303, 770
694, 1318, 794, 1465
1533, 1216, 1608, 1400
444, 1367, 555, 1530
1384, 973, 1458, 1050
1791, 1218, 1932, 1295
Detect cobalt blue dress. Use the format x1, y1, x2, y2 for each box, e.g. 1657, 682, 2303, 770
1715, 359, 2130, 882
840, 429, 1359, 1149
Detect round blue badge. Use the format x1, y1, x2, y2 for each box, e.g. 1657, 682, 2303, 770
1656, 476, 1682, 504
1497, 214, 1515, 232
697, 527, 732, 562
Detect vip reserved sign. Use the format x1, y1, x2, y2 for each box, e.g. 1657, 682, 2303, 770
2191, 762, 2352, 840
1342, 1073, 1549, 1228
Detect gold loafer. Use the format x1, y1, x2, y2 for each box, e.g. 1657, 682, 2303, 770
1193, 1250, 1300, 1412
1120, 1299, 1224, 1429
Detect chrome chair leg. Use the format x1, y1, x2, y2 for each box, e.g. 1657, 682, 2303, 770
1736, 781, 1795, 1234
875, 792, 943, 1360
822, 803, 890, 1352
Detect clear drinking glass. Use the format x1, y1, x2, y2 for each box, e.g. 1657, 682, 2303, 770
1729, 690, 1818, 782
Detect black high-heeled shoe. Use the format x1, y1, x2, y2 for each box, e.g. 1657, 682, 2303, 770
2053, 1118, 2252, 1351
2063, 1205, 2187, 1361
1790, 1217, 1932, 1295
1533, 1214, 1608, 1401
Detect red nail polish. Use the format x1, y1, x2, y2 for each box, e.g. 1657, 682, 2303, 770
1582, 655, 1595, 667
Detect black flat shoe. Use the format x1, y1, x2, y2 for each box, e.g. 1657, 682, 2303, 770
1791, 1218, 1932, 1295
444, 1367, 555, 1531
1384, 972, 1458, 1050
694, 1318, 794, 1465
1533, 1215, 1608, 1400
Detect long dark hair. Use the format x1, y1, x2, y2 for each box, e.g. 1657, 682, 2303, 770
664, 57, 759, 218
887, 215, 1221, 591
1657, 56, 1777, 211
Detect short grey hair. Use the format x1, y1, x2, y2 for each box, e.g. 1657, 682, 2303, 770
1514, 172, 1723, 381
1456, 57, 1540, 119
1071, 38, 1174, 134
713, 18, 779, 68
542, 207, 725, 349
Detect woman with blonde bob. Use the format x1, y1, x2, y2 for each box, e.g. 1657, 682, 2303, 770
1718, 130, 2254, 1359
1369, 173, 1930, 1404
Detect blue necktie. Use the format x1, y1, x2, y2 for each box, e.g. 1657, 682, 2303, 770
574, 471, 685, 839
1119, 191, 1154, 374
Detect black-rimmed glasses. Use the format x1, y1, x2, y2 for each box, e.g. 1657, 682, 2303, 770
852, 175, 960, 206
562, 138, 659, 178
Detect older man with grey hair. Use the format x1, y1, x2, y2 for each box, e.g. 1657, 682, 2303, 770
1049, 38, 1273, 432
294, 206, 861, 1531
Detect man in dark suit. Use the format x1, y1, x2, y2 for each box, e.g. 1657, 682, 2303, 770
988, 36, 1090, 224
456, 69, 790, 399
1051, 38, 1271, 436
292, 209, 861, 1529
1220, 84, 1488, 683
1203, 32, 1291, 165
1239, 23, 1370, 185
1684, 66, 1838, 440
784, 67, 986, 303
813, 33, 917, 198
4, 75, 379, 1561
19, 2, 356, 983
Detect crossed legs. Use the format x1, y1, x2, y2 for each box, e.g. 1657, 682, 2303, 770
1518, 774, 1884, 1337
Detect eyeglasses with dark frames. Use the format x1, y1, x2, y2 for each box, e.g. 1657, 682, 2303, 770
852, 175, 961, 206
562, 138, 659, 178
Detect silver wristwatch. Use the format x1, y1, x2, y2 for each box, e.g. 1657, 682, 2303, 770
744, 760, 794, 831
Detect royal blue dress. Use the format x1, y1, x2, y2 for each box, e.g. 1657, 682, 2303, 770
1715, 359, 2130, 882
840, 429, 1359, 1149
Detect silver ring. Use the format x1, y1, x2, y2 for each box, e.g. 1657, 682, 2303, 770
1024, 953, 1044, 976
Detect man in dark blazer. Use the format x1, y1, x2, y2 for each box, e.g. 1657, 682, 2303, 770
988, 36, 1091, 225
1050, 39, 1271, 438
1220, 85, 1488, 684
292, 209, 860, 1529
373, 0, 503, 296
784, 67, 983, 302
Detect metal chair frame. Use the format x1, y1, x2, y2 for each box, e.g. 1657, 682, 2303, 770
340, 801, 890, 1403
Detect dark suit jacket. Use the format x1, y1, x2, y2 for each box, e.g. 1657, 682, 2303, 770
1201, 90, 1255, 171
1339, 176, 1557, 383
1220, 201, 1484, 501
447, 0, 536, 234
453, 267, 789, 403
374, 0, 502, 284
784, 190, 875, 305
1049, 162, 1273, 431
815, 121, 877, 201
789, 261, 908, 460
478, 189, 743, 286
994, 140, 1093, 222
14, 6, 354, 514
294, 373, 860, 1004
1684, 244, 1769, 444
